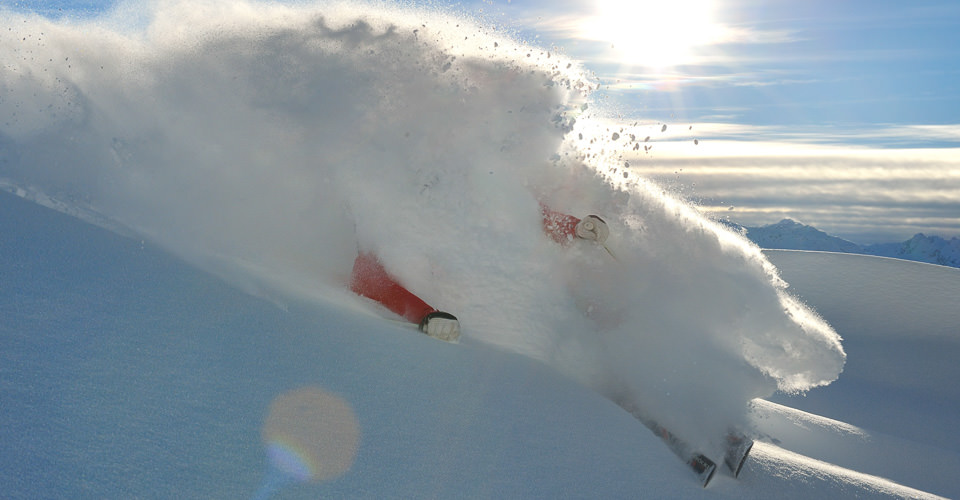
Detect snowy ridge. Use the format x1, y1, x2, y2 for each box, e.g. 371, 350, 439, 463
865, 233, 960, 268
745, 444, 945, 500
730, 219, 960, 268
749, 399, 959, 497
735, 219, 862, 253
0, 178, 137, 238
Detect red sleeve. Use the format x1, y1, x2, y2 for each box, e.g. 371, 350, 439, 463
540, 204, 581, 245
350, 253, 436, 324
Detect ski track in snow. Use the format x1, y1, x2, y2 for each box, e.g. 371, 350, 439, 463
749, 399, 959, 497
1, 0, 846, 464
740, 443, 946, 500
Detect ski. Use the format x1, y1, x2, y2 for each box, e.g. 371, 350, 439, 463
616, 397, 716, 487
641, 418, 717, 487
723, 432, 753, 478
614, 397, 754, 486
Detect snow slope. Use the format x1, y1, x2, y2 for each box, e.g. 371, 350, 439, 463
2, 181, 956, 499
0, 191, 669, 499
765, 251, 960, 454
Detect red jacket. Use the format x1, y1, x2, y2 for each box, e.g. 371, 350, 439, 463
350, 206, 582, 324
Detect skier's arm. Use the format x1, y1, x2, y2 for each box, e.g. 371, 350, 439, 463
540, 204, 609, 244
541, 204, 581, 244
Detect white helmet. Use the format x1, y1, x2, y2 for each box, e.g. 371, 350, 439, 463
575, 215, 609, 243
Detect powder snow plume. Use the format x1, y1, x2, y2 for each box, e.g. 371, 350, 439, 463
1, 0, 843, 453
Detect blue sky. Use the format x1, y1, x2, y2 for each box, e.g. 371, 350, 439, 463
7, 0, 960, 241
468, 0, 960, 146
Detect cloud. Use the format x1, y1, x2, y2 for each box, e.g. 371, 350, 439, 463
526, 9, 800, 48
874, 125, 960, 144
615, 132, 960, 243
595, 70, 823, 93
642, 122, 960, 148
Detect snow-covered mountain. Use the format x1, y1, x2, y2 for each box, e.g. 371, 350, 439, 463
864, 234, 960, 268
733, 219, 862, 253
730, 219, 960, 268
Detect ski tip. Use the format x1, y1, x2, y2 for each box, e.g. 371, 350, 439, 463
690, 454, 717, 488
724, 437, 754, 478
701, 464, 716, 488
734, 440, 753, 478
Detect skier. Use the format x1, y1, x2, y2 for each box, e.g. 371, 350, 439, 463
349, 205, 609, 342
348, 204, 751, 484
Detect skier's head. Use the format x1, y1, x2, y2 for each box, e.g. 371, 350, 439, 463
576, 215, 609, 243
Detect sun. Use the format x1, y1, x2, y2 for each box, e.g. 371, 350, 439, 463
580, 0, 728, 69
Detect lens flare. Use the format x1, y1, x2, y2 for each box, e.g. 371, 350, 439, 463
254, 387, 360, 499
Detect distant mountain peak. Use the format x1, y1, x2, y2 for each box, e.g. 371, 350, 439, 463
865, 233, 960, 268
741, 219, 862, 254
734, 219, 960, 269
772, 219, 802, 226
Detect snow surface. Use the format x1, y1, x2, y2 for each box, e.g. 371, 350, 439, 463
1, 1, 956, 498
765, 250, 960, 454
2, 177, 957, 499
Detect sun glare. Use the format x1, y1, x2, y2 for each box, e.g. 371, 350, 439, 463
582, 0, 727, 69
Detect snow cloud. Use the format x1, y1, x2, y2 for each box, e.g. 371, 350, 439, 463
1, 0, 844, 455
